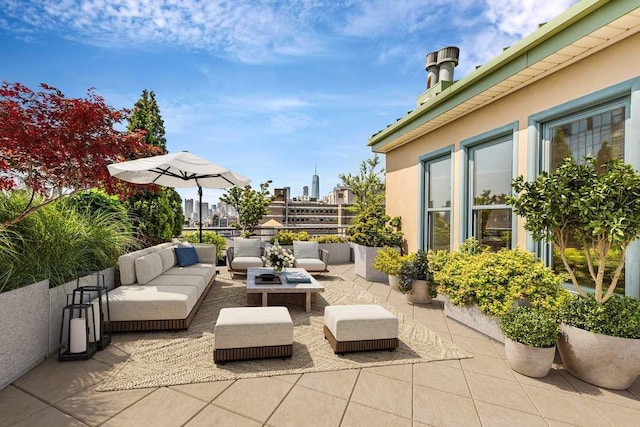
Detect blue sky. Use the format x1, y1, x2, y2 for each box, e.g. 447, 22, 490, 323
0, 0, 578, 205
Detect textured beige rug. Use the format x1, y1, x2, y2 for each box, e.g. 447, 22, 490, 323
97, 274, 471, 391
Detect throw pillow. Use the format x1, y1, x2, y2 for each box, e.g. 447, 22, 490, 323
234, 238, 261, 257
175, 246, 200, 267
294, 241, 319, 259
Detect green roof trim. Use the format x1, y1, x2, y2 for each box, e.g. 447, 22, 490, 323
368, 0, 638, 151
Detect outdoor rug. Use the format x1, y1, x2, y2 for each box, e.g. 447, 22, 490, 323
97, 274, 471, 391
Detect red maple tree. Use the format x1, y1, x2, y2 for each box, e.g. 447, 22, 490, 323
0, 82, 160, 228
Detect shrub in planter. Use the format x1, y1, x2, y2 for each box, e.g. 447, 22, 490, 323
558, 293, 640, 339
347, 205, 403, 248
398, 250, 435, 303
270, 230, 309, 245
182, 230, 227, 261
373, 247, 405, 276
500, 306, 560, 377
312, 235, 348, 244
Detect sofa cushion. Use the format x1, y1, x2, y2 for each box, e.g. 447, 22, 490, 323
175, 246, 199, 267
158, 248, 177, 272
231, 256, 264, 270
192, 244, 217, 264
163, 265, 215, 288
147, 273, 208, 294
295, 258, 326, 271
135, 252, 164, 285
107, 285, 198, 321
294, 241, 319, 259
118, 247, 153, 285
234, 238, 261, 257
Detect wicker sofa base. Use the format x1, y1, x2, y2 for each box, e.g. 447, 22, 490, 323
214, 344, 293, 364
324, 325, 399, 354
108, 275, 216, 333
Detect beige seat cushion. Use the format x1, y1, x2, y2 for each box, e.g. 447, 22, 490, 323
215, 307, 293, 349
234, 238, 261, 257
324, 304, 398, 342
163, 265, 215, 287
147, 273, 208, 294
295, 258, 326, 271
108, 285, 199, 321
293, 241, 319, 259
231, 256, 264, 270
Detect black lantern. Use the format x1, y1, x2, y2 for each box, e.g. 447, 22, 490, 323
72, 272, 111, 350
58, 303, 98, 361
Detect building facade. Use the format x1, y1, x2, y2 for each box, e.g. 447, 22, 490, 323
368, 1, 640, 298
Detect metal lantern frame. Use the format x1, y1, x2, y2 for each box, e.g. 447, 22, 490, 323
58, 302, 98, 361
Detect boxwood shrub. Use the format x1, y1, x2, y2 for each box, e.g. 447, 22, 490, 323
500, 306, 560, 348
270, 230, 310, 245
182, 231, 227, 260
558, 293, 640, 339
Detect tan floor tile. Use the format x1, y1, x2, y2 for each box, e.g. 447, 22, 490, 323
350, 371, 412, 417
465, 371, 540, 415
101, 387, 206, 427
297, 369, 359, 400
491, 339, 507, 359
169, 380, 234, 402
0, 385, 48, 427
545, 419, 583, 427
558, 369, 640, 410
185, 404, 262, 426
413, 384, 481, 426
273, 373, 302, 384
267, 384, 348, 426
446, 319, 493, 340
513, 368, 579, 394
341, 401, 411, 427
11, 406, 87, 427
57, 385, 155, 425
213, 376, 294, 422
452, 335, 503, 358
475, 401, 547, 426
91, 344, 130, 366
363, 363, 412, 383
412, 304, 446, 323
460, 352, 516, 381
413, 362, 471, 397
13, 356, 110, 404
592, 400, 640, 426
366, 282, 392, 300
627, 376, 640, 399
428, 358, 463, 369
523, 384, 611, 427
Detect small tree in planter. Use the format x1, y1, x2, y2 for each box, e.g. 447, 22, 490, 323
220, 181, 274, 238
508, 157, 640, 389
500, 306, 560, 378
398, 250, 434, 304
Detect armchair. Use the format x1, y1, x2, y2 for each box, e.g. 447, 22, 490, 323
227, 238, 265, 277
293, 241, 329, 274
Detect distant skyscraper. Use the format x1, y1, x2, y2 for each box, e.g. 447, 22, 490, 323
311, 166, 319, 200
185, 198, 194, 218
303, 185, 309, 197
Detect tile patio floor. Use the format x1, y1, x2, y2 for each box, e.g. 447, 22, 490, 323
2, 263, 640, 426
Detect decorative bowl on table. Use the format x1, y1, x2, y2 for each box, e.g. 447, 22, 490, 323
257, 273, 277, 281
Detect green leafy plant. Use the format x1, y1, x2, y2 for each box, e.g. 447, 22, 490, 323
339, 154, 385, 214
500, 306, 560, 348
312, 235, 348, 243
182, 231, 227, 260
429, 240, 567, 317
398, 250, 432, 294
347, 204, 403, 247
220, 181, 274, 237
270, 230, 309, 245
373, 247, 405, 276
508, 157, 640, 303
558, 293, 640, 339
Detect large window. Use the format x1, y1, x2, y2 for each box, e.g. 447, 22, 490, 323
543, 100, 627, 293
468, 136, 513, 251
424, 154, 452, 250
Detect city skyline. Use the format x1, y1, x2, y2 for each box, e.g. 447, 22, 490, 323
0, 1, 579, 206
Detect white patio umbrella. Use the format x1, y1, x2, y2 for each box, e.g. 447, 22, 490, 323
107, 151, 250, 242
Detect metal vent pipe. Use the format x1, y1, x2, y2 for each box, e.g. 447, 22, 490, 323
437, 46, 460, 82
425, 51, 439, 89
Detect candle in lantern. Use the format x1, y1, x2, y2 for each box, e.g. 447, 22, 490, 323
70, 318, 87, 353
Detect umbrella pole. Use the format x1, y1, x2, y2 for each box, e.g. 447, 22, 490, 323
198, 186, 203, 243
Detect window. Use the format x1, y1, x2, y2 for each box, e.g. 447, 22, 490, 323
424, 155, 452, 251
542, 100, 627, 293
468, 136, 513, 251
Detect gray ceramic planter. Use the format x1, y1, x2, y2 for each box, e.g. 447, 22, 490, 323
504, 337, 555, 378
388, 274, 400, 291
406, 279, 432, 304
557, 323, 640, 390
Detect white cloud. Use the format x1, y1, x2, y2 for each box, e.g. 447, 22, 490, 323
484, 0, 579, 37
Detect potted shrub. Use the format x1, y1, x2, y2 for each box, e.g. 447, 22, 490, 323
182, 230, 227, 265
398, 250, 433, 304
509, 157, 640, 389
500, 306, 560, 378
312, 235, 350, 264
373, 247, 405, 290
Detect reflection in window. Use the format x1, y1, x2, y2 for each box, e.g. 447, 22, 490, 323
546, 104, 626, 293
469, 137, 513, 251
424, 155, 451, 251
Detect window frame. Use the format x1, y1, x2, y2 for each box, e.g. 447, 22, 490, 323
419, 145, 454, 251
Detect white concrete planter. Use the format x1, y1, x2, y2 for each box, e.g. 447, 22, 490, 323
351, 243, 389, 282
557, 323, 640, 390
406, 279, 432, 304
0, 279, 50, 390
318, 242, 351, 264
504, 337, 555, 378
388, 274, 400, 291
442, 295, 504, 342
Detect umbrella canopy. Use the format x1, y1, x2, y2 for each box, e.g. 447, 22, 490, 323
108, 151, 250, 242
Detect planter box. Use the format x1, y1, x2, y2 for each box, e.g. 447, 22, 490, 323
442, 295, 504, 342
0, 279, 50, 390
318, 242, 351, 264
351, 243, 388, 282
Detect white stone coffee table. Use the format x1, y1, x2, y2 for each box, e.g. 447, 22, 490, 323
246, 267, 324, 312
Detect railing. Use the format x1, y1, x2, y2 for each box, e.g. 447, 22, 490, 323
183, 225, 349, 241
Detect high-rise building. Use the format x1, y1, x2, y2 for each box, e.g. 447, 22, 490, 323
303, 185, 309, 197
184, 199, 194, 219
311, 166, 319, 200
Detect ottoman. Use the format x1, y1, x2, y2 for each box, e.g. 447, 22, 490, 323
214, 306, 294, 363
324, 304, 399, 354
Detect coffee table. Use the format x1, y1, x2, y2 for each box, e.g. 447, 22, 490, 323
246, 267, 324, 312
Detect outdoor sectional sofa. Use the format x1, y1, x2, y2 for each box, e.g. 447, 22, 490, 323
108, 242, 217, 332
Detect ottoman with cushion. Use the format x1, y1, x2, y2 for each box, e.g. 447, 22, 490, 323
214, 306, 294, 363
324, 304, 399, 354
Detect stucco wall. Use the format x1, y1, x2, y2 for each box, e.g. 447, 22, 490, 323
385, 32, 640, 252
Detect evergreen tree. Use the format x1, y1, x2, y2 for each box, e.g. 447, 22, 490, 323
128, 89, 167, 153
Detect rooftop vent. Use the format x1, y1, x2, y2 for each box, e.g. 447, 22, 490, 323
425, 46, 459, 89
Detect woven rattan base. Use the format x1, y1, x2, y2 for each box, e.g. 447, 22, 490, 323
324, 325, 399, 354
214, 344, 293, 364
108, 274, 216, 332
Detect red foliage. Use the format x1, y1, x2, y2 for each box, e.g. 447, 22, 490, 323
0, 82, 161, 225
